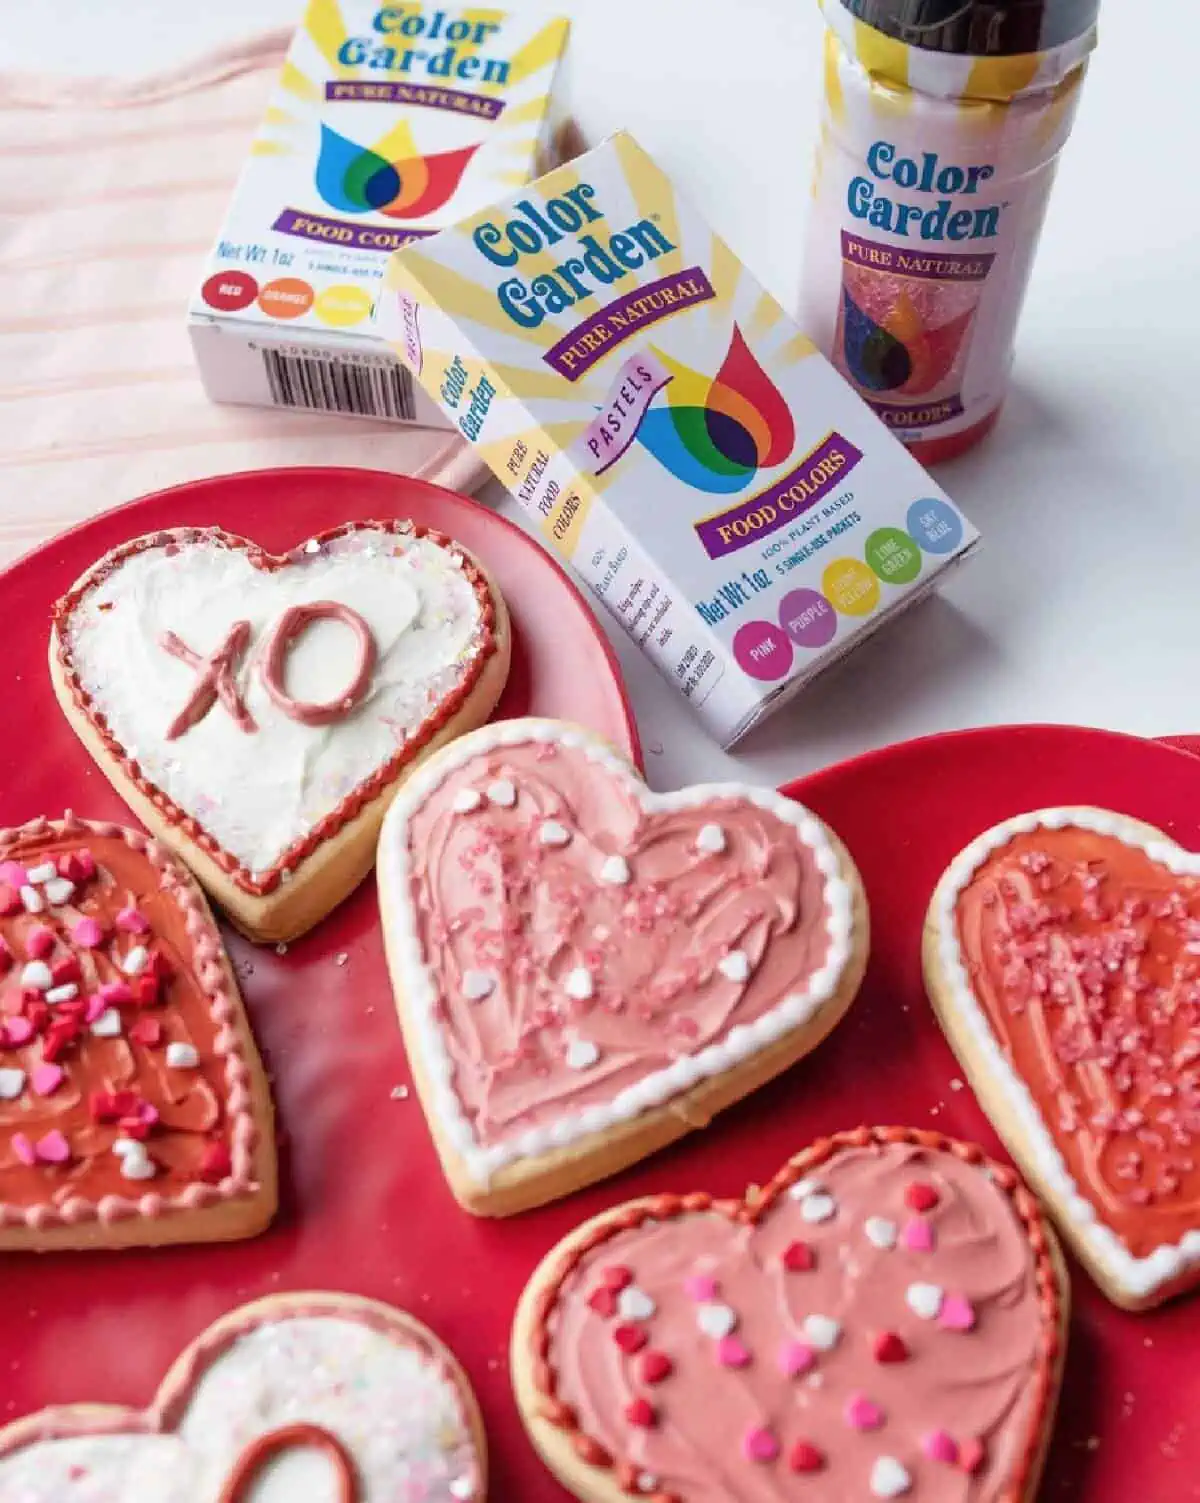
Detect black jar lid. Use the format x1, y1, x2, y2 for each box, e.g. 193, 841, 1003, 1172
834, 0, 1099, 56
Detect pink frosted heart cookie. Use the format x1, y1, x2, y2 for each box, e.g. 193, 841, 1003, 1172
0, 1292, 485, 1501
513, 1127, 1067, 1503
50, 522, 511, 943
377, 718, 867, 1215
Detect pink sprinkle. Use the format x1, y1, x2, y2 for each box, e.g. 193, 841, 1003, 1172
844, 1393, 885, 1431
717, 1336, 751, 1368
71, 918, 105, 949
2, 1018, 34, 1046
31, 1064, 64, 1097
0, 862, 28, 889
923, 1430, 959, 1465
136, 1103, 159, 1128
903, 1218, 936, 1252
939, 1293, 976, 1332
779, 1340, 816, 1377
35, 1130, 70, 1164
98, 980, 133, 1006
25, 925, 55, 960
684, 1273, 719, 1302
742, 1426, 780, 1464
12, 1133, 35, 1166
84, 996, 107, 1024
116, 906, 150, 935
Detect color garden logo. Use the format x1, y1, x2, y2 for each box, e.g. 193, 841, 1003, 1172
839, 283, 976, 397
315, 124, 478, 219
637, 326, 796, 495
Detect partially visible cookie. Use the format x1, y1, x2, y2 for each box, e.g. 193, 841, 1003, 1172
0, 813, 275, 1251
924, 805, 1200, 1310
513, 1127, 1066, 1503
0, 1290, 486, 1501
50, 521, 511, 943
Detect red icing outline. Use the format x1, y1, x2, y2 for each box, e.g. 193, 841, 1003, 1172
52, 523, 498, 896
527, 1126, 1062, 1503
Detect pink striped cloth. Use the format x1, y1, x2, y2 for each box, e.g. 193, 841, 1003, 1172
0, 30, 483, 568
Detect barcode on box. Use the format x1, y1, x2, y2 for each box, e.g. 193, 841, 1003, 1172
260, 347, 415, 420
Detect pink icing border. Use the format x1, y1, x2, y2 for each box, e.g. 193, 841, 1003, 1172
0, 813, 260, 1231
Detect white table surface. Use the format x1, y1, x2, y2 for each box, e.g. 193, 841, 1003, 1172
3, 0, 1196, 794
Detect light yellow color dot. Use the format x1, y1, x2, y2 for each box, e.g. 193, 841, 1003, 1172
822, 557, 880, 616
314, 283, 373, 328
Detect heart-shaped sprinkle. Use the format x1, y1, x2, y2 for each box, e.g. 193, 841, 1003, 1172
20, 887, 44, 914
98, 979, 133, 1006
20, 960, 52, 991
25, 925, 55, 960
617, 1287, 656, 1322
789, 1441, 825, 1474
903, 1217, 935, 1252
802, 1314, 841, 1351
130, 1016, 163, 1046
906, 1282, 944, 1320
742, 1426, 779, 1463
872, 1331, 909, 1364
565, 1037, 600, 1070
121, 945, 150, 976
716, 1336, 751, 1368
0, 1068, 26, 1099
564, 966, 595, 1001
870, 1456, 912, 1498
717, 950, 751, 983
640, 1351, 673, 1384
538, 820, 571, 847
31, 1063, 64, 1097
696, 1303, 737, 1340
906, 1182, 940, 1212
116, 904, 150, 934
26, 862, 58, 884
695, 824, 726, 855
864, 1215, 898, 1249
452, 788, 483, 813
613, 1324, 648, 1355
625, 1398, 656, 1429
684, 1273, 719, 1301
959, 1436, 986, 1474
487, 779, 516, 807
778, 1340, 815, 1377
844, 1392, 885, 1431
2, 1018, 34, 1046
923, 1429, 959, 1464
166, 1042, 200, 1069
89, 1008, 122, 1038
782, 1239, 815, 1272
602, 1266, 633, 1291
44, 877, 76, 906
599, 854, 630, 885
51, 955, 81, 987
115, 1141, 156, 1180
788, 1177, 820, 1201
939, 1293, 976, 1331
35, 1130, 71, 1164
461, 970, 495, 1002
800, 1191, 837, 1224
46, 984, 79, 1005
588, 1286, 618, 1319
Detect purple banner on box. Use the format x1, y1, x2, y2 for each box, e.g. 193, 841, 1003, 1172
868, 394, 965, 430
544, 267, 715, 381
570, 350, 672, 475
272, 208, 437, 252
694, 433, 864, 559
841, 231, 994, 283
324, 80, 505, 119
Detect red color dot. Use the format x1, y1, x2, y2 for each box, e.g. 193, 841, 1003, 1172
640, 1350, 673, 1384
872, 1331, 909, 1364
613, 1323, 648, 1355
625, 1398, 656, 1429
201, 270, 258, 312
782, 1240, 816, 1272
905, 1182, 940, 1212
789, 1441, 825, 1473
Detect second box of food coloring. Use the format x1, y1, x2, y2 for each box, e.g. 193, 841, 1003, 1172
379, 132, 978, 744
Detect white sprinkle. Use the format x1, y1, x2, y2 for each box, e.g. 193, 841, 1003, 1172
89, 1009, 122, 1038
335, 953, 349, 967
25, 863, 57, 884
637, 1475, 658, 1495
717, 950, 751, 983
19, 962, 52, 992
802, 1314, 841, 1351
564, 966, 594, 1001
617, 1286, 656, 1321
800, 1192, 837, 1224
787, 1177, 821, 1201
906, 1282, 944, 1320
45, 984, 79, 1005
696, 823, 726, 855
448, 1482, 474, 1501
565, 1037, 599, 1070
462, 970, 495, 1002
452, 787, 483, 814
486, 779, 516, 807
864, 1216, 898, 1250
43, 878, 75, 907
0, 1069, 26, 1100
696, 1303, 737, 1340
950, 1077, 964, 1092
303, 538, 321, 554
600, 854, 631, 885
390, 1085, 410, 1100
870, 1457, 912, 1498
19, 886, 43, 914
538, 820, 571, 847
110, 1138, 140, 1159
120, 946, 149, 976
275, 942, 288, 956
166, 1042, 200, 1069
114, 1142, 156, 1181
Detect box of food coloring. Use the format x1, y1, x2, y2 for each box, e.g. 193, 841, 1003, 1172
379, 132, 978, 743
188, 1, 567, 424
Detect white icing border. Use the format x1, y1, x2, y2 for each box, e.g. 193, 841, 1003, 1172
934, 805, 1200, 1301
380, 720, 856, 1186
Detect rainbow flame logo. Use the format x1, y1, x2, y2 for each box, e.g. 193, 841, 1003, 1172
636, 326, 795, 494
315, 125, 478, 219
840, 286, 975, 397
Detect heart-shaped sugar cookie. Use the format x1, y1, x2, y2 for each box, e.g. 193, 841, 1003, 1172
378, 718, 867, 1215
0, 1292, 485, 1501
925, 806, 1200, 1310
513, 1127, 1066, 1503
0, 814, 274, 1251
51, 522, 510, 943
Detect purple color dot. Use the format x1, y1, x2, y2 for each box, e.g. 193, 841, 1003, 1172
779, 588, 837, 649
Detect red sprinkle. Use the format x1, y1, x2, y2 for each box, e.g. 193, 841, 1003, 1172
130, 1017, 163, 1047
782, 1240, 816, 1273
25, 926, 55, 961
625, 1399, 656, 1429
58, 850, 95, 882
640, 1350, 673, 1384
873, 1331, 909, 1364
613, 1323, 648, 1355
199, 1142, 233, 1183
50, 955, 81, 987
959, 1437, 986, 1475
132, 976, 161, 1008
905, 1182, 940, 1213
789, 1441, 825, 1474
587, 1287, 618, 1319
0, 885, 21, 918
601, 1265, 634, 1291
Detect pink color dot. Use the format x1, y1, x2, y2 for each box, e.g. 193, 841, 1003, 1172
684, 1273, 719, 1302
2, 1018, 34, 1046
903, 1217, 936, 1252
116, 906, 150, 935
922, 1430, 959, 1465
34, 1130, 70, 1164
938, 1293, 976, 1331
844, 1393, 885, 1431
0, 862, 28, 889
732, 621, 794, 682
717, 1336, 751, 1368
71, 918, 105, 949
31, 1064, 64, 1097
742, 1426, 780, 1464
779, 1340, 816, 1377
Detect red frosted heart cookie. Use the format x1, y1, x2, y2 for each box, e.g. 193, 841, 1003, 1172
0, 1292, 486, 1501
378, 719, 868, 1215
0, 814, 275, 1251
50, 522, 510, 943
925, 805, 1200, 1309
513, 1127, 1066, 1503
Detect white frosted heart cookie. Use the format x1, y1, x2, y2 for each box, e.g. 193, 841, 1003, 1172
924, 805, 1200, 1310
0, 1291, 486, 1501
377, 717, 868, 1215
50, 522, 511, 943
